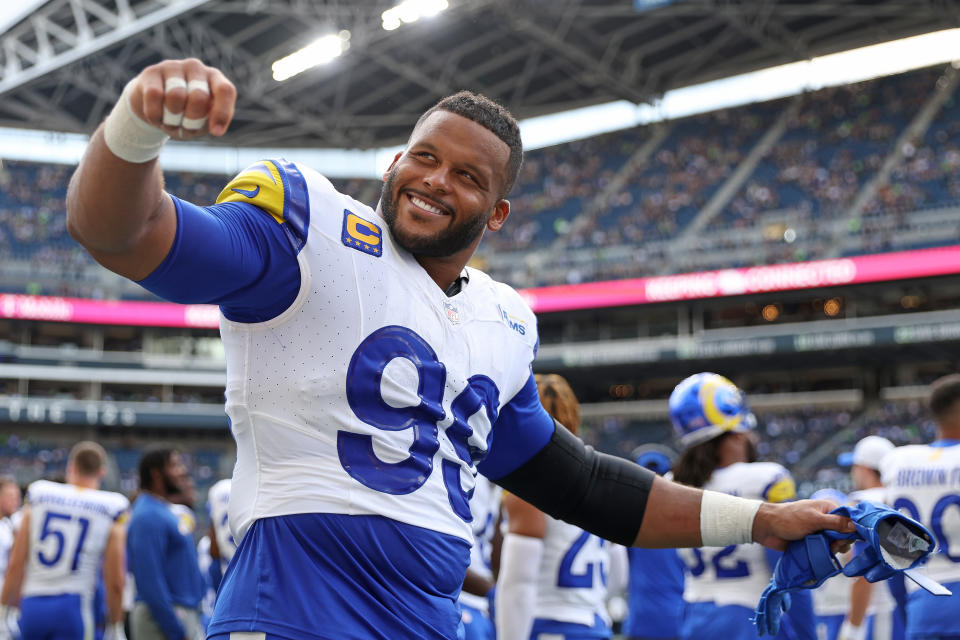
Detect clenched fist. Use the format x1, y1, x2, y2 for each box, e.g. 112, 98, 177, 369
126, 58, 237, 139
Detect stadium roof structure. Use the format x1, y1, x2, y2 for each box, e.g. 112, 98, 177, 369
0, 0, 958, 149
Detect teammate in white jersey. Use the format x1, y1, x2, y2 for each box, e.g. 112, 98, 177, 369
498, 374, 624, 640
0, 441, 128, 640
880, 375, 960, 640
66, 57, 854, 640
458, 474, 501, 640
835, 435, 904, 640
670, 373, 816, 640
205, 479, 235, 590
0, 478, 22, 583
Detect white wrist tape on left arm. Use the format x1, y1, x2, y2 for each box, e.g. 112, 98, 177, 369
700, 490, 762, 547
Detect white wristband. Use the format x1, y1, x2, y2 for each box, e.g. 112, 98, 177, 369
103, 79, 170, 163
700, 490, 762, 546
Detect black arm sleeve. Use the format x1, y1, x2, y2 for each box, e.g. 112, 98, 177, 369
493, 420, 655, 546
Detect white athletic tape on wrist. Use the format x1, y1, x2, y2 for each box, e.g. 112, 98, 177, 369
103, 80, 170, 163
700, 490, 762, 547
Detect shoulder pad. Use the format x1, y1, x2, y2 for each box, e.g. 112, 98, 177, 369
216, 159, 310, 248
764, 473, 797, 503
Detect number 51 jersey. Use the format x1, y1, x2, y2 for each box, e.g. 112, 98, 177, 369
22, 480, 129, 598
214, 159, 542, 546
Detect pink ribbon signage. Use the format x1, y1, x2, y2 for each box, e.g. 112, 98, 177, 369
1, 245, 957, 325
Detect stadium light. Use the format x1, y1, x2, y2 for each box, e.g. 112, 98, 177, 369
382, 0, 448, 31
272, 31, 351, 82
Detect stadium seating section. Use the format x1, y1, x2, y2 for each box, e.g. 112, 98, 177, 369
1, 64, 959, 296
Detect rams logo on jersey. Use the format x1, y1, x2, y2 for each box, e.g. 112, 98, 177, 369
498, 305, 527, 335
342, 210, 382, 257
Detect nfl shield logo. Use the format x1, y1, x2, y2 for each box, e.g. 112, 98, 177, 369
444, 301, 461, 324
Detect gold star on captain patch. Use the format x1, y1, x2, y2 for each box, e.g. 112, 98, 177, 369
364, 244, 370, 250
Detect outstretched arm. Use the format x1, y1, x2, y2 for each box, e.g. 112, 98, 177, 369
486, 415, 854, 551
66, 58, 236, 280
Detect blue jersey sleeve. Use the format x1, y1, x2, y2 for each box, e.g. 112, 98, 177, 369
478, 372, 555, 480
138, 159, 309, 323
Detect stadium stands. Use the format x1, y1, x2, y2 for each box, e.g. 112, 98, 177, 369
2, 64, 960, 295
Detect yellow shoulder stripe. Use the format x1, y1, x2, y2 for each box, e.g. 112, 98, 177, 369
216, 161, 286, 224
765, 476, 797, 504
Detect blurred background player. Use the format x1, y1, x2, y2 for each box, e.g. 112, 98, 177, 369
458, 474, 501, 640
0, 478, 22, 584
204, 478, 234, 595
497, 373, 626, 640
880, 374, 960, 640
0, 441, 128, 640
669, 372, 815, 640
126, 447, 204, 640
810, 488, 857, 640
621, 444, 685, 640
836, 435, 904, 640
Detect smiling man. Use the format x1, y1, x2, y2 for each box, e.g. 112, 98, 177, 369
65, 58, 853, 640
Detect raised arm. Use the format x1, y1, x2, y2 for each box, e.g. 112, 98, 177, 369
66, 58, 236, 280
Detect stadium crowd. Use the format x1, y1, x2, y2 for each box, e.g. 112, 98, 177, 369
1, 65, 959, 296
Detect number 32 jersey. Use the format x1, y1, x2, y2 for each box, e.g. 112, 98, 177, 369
194, 159, 545, 546
678, 462, 796, 607
22, 480, 129, 598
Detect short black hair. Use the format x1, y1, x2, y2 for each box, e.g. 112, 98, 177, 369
929, 374, 960, 420
138, 446, 176, 490
415, 91, 523, 197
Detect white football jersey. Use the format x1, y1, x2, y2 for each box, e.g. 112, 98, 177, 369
880, 442, 960, 591
22, 480, 129, 598
459, 475, 502, 612
533, 517, 612, 627
848, 487, 897, 615
678, 462, 795, 608
217, 160, 538, 544
207, 479, 236, 566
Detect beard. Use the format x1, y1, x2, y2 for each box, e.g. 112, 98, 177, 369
379, 167, 490, 258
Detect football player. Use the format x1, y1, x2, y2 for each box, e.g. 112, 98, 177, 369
837, 436, 903, 640
0, 442, 128, 640
880, 375, 960, 639
66, 58, 854, 640
621, 445, 685, 640
204, 478, 235, 593
669, 372, 816, 640
458, 474, 501, 640
498, 374, 624, 640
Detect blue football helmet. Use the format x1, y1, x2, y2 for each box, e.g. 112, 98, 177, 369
669, 372, 756, 449
632, 443, 677, 476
